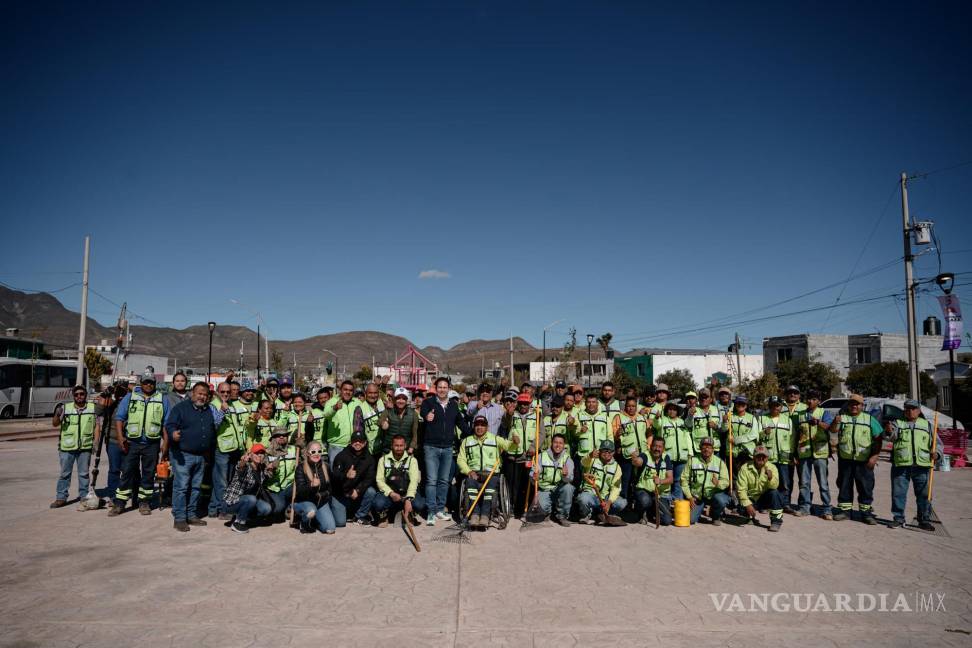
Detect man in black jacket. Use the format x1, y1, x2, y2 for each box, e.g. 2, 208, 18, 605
165, 382, 220, 532
419, 377, 470, 526
331, 430, 377, 526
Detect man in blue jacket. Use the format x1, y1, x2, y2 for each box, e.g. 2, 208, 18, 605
165, 382, 222, 532
419, 377, 469, 526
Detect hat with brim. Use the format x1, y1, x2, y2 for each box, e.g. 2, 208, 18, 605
848, 394, 865, 405
903, 399, 920, 409
599, 440, 615, 452
473, 415, 488, 426
655, 383, 670, 394
734, 395, 748, 404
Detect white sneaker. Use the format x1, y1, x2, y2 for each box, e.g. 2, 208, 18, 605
436, 511, 452, 521
426, 514, 436, 526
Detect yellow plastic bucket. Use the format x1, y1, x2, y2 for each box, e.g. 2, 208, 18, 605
673, 499, 691, 527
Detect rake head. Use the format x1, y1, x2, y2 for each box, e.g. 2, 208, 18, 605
433, 521, 472, 544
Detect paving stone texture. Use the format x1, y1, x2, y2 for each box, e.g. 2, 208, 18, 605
1, 439, 970, 647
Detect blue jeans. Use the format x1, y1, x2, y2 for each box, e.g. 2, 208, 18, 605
373, 492, 427, 519
576, 491, 626, 519
328, 444, 344, 469
798, 458, 831, 514
56, 450, 91, 500
170, 450, 206, 522
618, 456, 634, 503
233, 494, 271, 523
891, 465, 931, 523
671, 461, 686, 500
293, 500, 337, 532
775, 462, 794, 509
634, 489, 673, 525
690, 491, 731, 524
537, 483, 575, 518
209, 449, 241, 516
330, 487, 377, 527
424, 445, 453, 516
105, 442, 124, 499
462, 475, 500, 517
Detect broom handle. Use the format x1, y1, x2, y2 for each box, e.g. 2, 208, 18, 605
465, 457, 502, 520
928, 412, 939, 501
290, 423, 301, 528
533, 406, 541, 491
727, 414, 735, 498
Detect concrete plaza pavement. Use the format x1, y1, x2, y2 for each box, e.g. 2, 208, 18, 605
1, 437, 970, 648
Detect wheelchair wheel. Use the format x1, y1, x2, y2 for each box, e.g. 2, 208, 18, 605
492, 474, 511, 529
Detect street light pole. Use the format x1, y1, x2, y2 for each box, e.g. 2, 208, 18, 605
901, 173, 920, 399
936, 272, 957, 424
586, 334, 594, 389
322, 349, 338, 382
207, 322, 216, 387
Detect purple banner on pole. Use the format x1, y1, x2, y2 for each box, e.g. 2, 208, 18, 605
938, 294, 963, 351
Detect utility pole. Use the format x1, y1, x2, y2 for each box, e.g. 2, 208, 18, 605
901, 172, 920, 399
509, 333, 514, 386
256, 324, 261, 382
76, 236, 90, 388
734, 332, 743, 385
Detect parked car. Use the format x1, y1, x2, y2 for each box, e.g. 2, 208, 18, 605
820, 397, 964, 430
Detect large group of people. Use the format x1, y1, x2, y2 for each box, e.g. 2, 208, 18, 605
51, 370, 942, 535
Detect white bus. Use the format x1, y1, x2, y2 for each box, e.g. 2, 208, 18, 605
0, 359, 87, 418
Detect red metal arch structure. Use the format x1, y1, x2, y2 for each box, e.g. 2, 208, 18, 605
392, 345, 438, 391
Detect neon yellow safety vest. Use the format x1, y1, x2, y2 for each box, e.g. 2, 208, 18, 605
216, 399, 251, 453
615, 412, 650, 457
796, 407, 829, 459
892, 417, 933, 468
759, 414, 795, 464
359, 400, 384, 454
537, 450, 570, 491
125, 391, 165, 440
635, 455, 671, 497
654, 416, 692, 463
576, 411, 610, 456
461, 434, 499, 473
543, 412, 574, 452
724, 412, 759, 457
686, 407, 717, 454
506, 411, 542, 455
59, 402, 97, 451
836, 413, 878, 462
683, 456, 728, 500
265, 445, 298, 492
583, 457, 619, 497
247, 418, 275, 449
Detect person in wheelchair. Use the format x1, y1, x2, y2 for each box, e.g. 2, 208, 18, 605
373, 433, 424, 526
457, 414, 519, 528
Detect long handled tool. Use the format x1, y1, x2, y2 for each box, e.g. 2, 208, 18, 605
927, 412, 940, 524
654, 482, 661, 529
84, 400, 113, 509
583, 473, 627, 526
727, 414, 737, 509
289, 435, 302, 529
402, 509, 422, 552
522, 406, 552, 530
435, 457, 502, 544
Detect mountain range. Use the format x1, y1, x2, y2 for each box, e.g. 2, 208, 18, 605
0, 286, 544, 376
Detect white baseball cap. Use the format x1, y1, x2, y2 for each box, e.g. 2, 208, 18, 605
393, 387, 411, 399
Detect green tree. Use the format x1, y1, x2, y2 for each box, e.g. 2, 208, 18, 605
656, 368, 696, 399
595, 332, 613, 355
738, 372, 780, 410
846, 361, 935, 398
353, 364, 373, 382
774, 357, 842, 397
83, 349, 112, 383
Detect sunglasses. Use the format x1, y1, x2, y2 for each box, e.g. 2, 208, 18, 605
217, 391, 230, 395
308, 450, 325, 456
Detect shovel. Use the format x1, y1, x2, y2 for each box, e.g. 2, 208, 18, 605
583, 473, 627, 526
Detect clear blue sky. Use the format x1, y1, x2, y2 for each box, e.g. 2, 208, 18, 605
2, 1, 970, 353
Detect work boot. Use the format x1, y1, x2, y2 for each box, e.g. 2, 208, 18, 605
174, 520, 190, 532
138, 502, 151, 516
108, 503, 124, 517
299, 519, 315, 534
831, 510, 848, 521
208, 511, 219, 519
792, 509, 808, 517
769, 518, 782, 532
408, 512, 422, 527
822, 513, 834, 521
187, 517, 207, 526
710, 517, 723, 527
555, 516, 571, 527
918, 521, 934, 531
889, 519, 904, 529
578, 515, 594, 525
862, 513, 877, 526
49, 499, 67, 509
377, 513, 388, 528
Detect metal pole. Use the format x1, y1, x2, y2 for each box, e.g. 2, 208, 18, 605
734, 332, 743, 385
509, 333, 514, 386
901, 172, 920, 399
949, 348, 956, 424
587, 340, 593, 389
76, 236, 90, 388
542, 330, 546, 385
256, 324, 261, 382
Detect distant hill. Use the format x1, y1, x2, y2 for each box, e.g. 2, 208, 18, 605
0, 286, 538, 375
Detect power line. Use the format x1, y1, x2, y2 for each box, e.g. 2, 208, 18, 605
820, 182, 900, 332
88, 288, 169, 328
908, 159, 972, 180
0, 280, 81, 295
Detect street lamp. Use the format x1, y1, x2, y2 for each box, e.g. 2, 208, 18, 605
207, 322, 216, 387
542, 318, 565, 386
586, 334, 595, 389
935, 272, 957, 425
